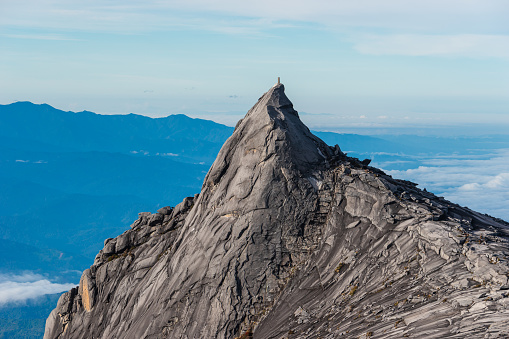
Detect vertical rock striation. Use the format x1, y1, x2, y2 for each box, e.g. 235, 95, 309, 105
45, 84, 509, 338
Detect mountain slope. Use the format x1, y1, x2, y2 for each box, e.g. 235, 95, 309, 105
45, 85, 509, 339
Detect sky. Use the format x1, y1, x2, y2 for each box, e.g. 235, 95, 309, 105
1, 0, 508, 134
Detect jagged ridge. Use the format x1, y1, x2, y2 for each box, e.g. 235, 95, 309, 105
45, 84, 509, 339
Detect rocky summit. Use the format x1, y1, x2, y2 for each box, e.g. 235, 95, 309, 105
45, 84, 509, 339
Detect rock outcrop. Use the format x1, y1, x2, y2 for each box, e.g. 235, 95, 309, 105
45, 84, 509, 338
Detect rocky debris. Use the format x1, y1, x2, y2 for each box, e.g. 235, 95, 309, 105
45, 84, 509, 339
157, 206, 173, 215
361, 158, 371, 166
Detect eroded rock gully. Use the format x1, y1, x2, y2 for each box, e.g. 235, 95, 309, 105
45, 84, 509, 339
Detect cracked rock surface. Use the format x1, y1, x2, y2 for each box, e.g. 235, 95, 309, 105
45, 84, 509, 339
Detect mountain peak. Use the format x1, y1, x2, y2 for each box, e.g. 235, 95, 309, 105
45, 84, 509, 339
239, 83, 296, 125
255, 83, 296, 116
204, 84, 332, 188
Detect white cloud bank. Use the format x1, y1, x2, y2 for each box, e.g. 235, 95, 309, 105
0, 273, 76, 306
354, 34, 509, 58
386, 149, 509, 221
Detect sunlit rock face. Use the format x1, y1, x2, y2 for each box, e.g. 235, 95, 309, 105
45, 84, 509, 339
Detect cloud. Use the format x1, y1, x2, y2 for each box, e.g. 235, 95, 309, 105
354, 34, 509, 58
385, 149, 509, 221
0, 2, 285, 36
150, 0, 509, 34
1, 33, 78, 41
459, 173, 509, 190
1, 0, 506, 35
0, 273, 76, 306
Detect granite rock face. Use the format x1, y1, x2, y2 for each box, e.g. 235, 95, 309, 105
45, 84, 509, 339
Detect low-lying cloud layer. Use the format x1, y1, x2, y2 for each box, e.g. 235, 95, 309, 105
386, 149, 509, 221
0, 273, 76, 306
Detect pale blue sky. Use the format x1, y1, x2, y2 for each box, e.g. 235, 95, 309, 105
1, 0, 508, 134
